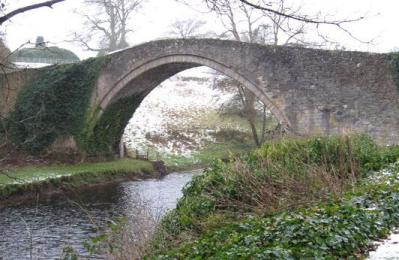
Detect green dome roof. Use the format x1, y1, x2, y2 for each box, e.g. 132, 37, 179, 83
12, 46, 80, 64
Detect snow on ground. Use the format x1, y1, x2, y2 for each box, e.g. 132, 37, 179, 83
368, 230, 399, 259
123, 67, 236, 156
367, 164, 399, 259
14, 62, 52, 68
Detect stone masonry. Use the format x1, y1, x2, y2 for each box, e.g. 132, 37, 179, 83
2, 39, 399, 145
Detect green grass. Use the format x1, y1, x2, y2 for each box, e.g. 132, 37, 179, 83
196, 111, 277, 133
0, 159, 155, 199
162, 141, 256, 170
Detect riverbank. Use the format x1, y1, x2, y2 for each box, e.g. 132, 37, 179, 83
144, 135, 399, 258
0, 158, 158, 204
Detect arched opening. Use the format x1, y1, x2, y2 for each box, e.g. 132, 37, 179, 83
89, 55, 289, 158
99, 55, 288, 125
121, 66, 282, 165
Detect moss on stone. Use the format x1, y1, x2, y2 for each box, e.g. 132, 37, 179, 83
83, 95, 144, 156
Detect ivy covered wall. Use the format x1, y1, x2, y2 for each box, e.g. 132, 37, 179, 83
8, 57, 110, 154
82, 95, 145, 155
3, 55, 148, 157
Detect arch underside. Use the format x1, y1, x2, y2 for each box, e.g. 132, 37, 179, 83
99, 54, 291, 129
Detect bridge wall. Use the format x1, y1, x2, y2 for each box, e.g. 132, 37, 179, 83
93, 39, 399, 145
0, 69, 37, 118
1, 39, 398, 151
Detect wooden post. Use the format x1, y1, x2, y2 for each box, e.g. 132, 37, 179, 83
119, 136, 125, 159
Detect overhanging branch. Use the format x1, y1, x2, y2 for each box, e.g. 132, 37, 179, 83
238, 0, 364, 25
0, 0, 65, 25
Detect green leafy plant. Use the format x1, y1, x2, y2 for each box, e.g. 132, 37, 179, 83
157, 163, 399, 258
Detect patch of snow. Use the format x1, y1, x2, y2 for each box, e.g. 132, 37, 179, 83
14, 62, 52, 68
368, 230, 399, 259
122, 67, 237, 156
9, 172, 74, 185
367, 164, 399, 259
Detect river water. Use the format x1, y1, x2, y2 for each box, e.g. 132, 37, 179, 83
0, 170, 198, 259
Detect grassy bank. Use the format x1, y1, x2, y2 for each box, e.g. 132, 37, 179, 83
162, 141, 256, 171
145, 135, 399, 258
0, 158, 155, 200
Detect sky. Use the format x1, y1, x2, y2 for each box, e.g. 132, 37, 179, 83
2, 0, 399, 60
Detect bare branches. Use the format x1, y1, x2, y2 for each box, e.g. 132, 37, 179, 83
74, 0, 143, 54
0, 0, 65, 26
168, 19, 207, 39
237, 0, 365, 26
201, 0, 370, 45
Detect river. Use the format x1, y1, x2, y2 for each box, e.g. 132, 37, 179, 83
0, 170, 199, 259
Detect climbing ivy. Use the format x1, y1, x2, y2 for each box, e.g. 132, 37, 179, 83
83, 95, 144, 155
9, 57, 109, 153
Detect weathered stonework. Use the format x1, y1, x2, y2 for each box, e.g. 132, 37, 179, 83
2, 39, 399, 146
92, 39, 399, 145
0, 69, 38, 117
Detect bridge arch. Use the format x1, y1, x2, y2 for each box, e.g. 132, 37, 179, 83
85, 38, 399, 152
98, 54, 290, 128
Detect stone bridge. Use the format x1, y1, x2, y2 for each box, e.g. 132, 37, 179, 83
1, 39, 399, 152
93, 39, 399, 145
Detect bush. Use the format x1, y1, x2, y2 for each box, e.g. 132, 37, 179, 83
157, 164, 399, 258
150, 135, 399, 254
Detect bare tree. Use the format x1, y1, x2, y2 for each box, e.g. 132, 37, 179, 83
168, 19, 207, 39
73, 0, 143, 55
192, 0, 281, 146
206, 0, 366, 34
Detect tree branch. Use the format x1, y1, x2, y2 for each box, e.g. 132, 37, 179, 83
0, 0, 65, 25
238, 0, 364, 25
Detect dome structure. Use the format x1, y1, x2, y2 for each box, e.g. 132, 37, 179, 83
11, 36, 80, 68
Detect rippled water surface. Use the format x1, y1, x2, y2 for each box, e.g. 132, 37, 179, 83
0, 170, 198, 259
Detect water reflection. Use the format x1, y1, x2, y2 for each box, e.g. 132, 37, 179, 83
0, 170, 198, 259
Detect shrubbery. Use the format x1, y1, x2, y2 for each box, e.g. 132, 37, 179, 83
149, 135, 399, 257
159, 164, 399, 258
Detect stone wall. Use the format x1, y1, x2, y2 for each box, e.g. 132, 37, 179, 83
0, 69, 37, 118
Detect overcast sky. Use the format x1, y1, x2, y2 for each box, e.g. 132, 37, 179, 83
3, 0, 399, 59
